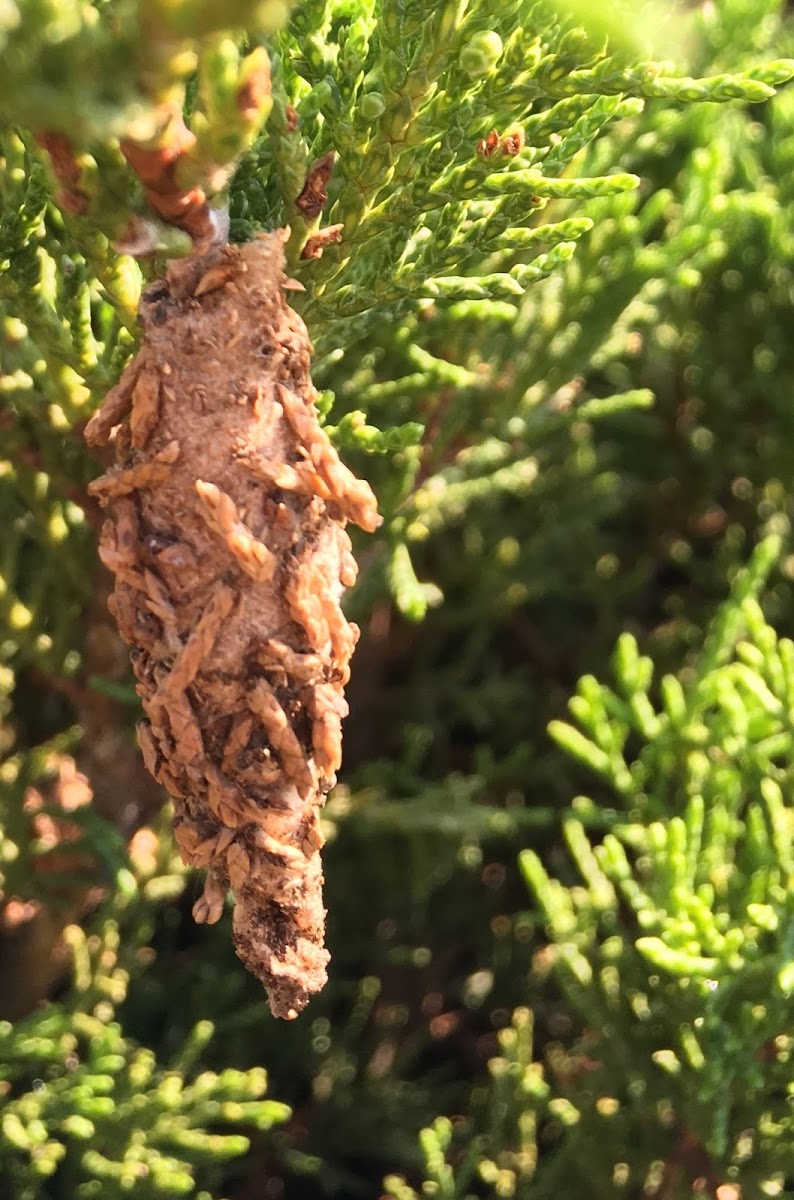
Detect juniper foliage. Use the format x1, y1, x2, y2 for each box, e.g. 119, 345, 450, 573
1, 920, 290, 1200
2, 0, 794, 1197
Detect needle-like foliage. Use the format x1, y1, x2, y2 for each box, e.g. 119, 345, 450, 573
3, 0, 794, 1197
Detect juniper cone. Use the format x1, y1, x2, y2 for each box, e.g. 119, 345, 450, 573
85, 231, 380, 1018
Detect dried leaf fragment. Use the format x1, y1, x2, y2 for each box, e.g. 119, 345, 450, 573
295, 151, 336, 218
301, 224, 344, 260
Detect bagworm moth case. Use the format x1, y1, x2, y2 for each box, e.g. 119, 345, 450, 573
86, 231, 380, 1018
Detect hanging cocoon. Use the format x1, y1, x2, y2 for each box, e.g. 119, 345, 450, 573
86, 231, 381, 1018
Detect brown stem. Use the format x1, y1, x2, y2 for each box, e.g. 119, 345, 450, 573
120, 112, 216, 244
0, 568, 165, 1020
35, 132, 89, 215
644, 1123, 726, 1200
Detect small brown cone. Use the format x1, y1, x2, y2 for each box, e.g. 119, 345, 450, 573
86, 232, 380, 1018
